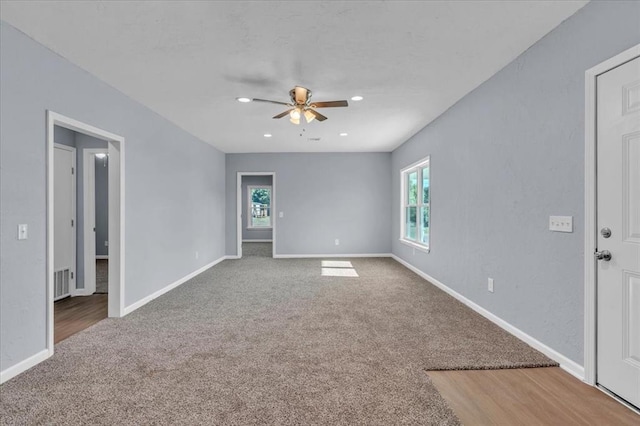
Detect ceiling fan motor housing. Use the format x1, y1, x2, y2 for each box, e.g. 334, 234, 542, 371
291, 86, 311, 105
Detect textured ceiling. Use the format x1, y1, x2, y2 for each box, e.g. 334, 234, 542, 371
0, 1, 588, 153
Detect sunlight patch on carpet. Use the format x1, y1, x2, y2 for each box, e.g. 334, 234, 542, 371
321, 260, 353, 268
321, 267, 359, 277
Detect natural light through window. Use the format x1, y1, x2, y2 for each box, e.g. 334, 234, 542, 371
248, 185, 272, 229
320, 260, 359, 277
400, 156, 430, 251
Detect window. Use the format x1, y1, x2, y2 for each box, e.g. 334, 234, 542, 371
247, 185, 272, 228
400, 156, 430, 251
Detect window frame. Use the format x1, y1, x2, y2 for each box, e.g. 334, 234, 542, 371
247, 185, 273, 229
400, 156, 430, 252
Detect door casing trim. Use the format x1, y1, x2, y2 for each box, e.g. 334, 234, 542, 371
584, 43, 640, 386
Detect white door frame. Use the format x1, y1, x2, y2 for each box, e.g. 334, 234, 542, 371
236, 172, 276, 258
47, 111, 125, 355
52, 143, 77, 298
584, 43, 640, 386
82, 148, 109, 296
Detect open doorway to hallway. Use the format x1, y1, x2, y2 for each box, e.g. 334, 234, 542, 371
52, 125, 109, 343
236, 172, 276, 258
48, 112, 124, 351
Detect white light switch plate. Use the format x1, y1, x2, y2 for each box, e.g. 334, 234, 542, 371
18, 224, 28, 240
549, 216, 573, 233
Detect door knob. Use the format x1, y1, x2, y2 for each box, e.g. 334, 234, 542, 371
595, 250, 612, 261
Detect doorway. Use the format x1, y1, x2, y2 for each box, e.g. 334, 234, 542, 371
585, 45, 640, 411
47, 111, 125, 353
83, 148, 109, 296
236, 172, 276, 258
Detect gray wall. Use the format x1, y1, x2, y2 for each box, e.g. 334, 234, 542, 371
53, 126, 75, 146
95, 155, 108, 256
226, 153, 392, 256
242, 175, 273, 241
391, 0, 640, 365
0, 21, 226, 373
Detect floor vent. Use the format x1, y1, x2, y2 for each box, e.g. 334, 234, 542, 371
54, 268, 71, 300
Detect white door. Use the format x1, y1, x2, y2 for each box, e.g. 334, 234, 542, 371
54, 144, 76, 300
596, 56, 640, 408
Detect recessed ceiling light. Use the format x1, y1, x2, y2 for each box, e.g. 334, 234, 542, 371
340, 132, 348, 136
351, 96, 363, 101
236, 97, 252, 103
263, 133, 272, 138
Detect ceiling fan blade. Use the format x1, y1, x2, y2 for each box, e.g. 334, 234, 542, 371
310, 100, 349, 108
307, 109, 328, 122
273, 109, 293, 119
253, 98, 292, 106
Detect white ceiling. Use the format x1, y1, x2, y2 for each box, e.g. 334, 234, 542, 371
0, 1, 588, 153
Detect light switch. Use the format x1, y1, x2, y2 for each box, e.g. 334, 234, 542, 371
18, 224, 28, 240
279, 211, 284, 218
549, 216, 573, 233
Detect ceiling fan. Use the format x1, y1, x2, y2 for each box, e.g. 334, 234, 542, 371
252, 86, 348, 124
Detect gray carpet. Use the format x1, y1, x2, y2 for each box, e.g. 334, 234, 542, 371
242, 241, 272, 257
95, 259, 108, 294
0, 257, 555, 425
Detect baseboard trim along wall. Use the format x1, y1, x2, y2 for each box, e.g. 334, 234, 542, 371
273, 253, 393, 259
95, 255, 109, 260
1, 349, 50, 384
242, 239, 273, 242
123, 256, 227, 315
390, 255, 585, 381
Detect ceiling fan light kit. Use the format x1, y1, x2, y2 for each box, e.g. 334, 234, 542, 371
250, 86, 349, 125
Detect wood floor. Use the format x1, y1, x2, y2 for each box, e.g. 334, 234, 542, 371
54, 294, 108, 344
428, 367, 639, 425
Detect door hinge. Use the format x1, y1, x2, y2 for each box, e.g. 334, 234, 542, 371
71, 167, 74, 175
71, 219, 74, 227
71, 272, 74, 279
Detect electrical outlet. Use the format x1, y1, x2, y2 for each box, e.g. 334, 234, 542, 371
335, 239, 340, 246
279, 211, 284, 218
104, 240, 109, 247
549, 216, 573, 233
488, 278, 494, 293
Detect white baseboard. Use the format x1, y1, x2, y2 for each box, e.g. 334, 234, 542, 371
0, 348, 51, 384
95, 255, 109, 260
73, 289, 95, 297
225, 255, 241, 260
123, 256, 226, 315
391, 254, 585, 381
274, 253, 392, 259
242, 239, 273, 242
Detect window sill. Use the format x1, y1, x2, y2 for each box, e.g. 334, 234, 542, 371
399, 238, 430, 253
